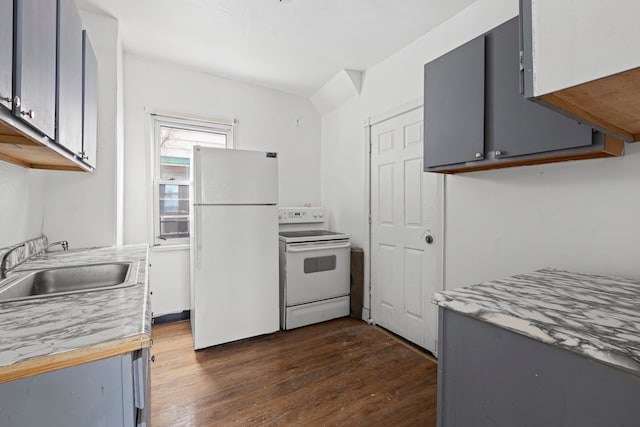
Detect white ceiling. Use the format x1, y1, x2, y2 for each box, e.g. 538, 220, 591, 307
75, 0, 477, 97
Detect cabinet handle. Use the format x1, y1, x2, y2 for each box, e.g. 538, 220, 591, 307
21, 109, 35, 119
13, 96, 20, 108
1, 96, 10, 105
495, 150, 503, 157
77, 151, 88, 160
474, 152, 482, 159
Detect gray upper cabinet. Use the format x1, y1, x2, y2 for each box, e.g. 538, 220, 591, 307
15, 0, 58, 139
0, 0, 97, 172
486, 18, 593, 159
57, 0, 84, 158
424, 36, 485, 168
82, 30, 98, 168
0, 0, 12, 111
423, 16, 623, 174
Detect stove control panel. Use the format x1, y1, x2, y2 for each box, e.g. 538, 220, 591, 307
279, 207, 324, 224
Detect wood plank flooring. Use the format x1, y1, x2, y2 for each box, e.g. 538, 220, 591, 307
151, 318, 437, 426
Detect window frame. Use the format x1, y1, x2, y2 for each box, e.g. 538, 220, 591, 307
151, 114, 234, 247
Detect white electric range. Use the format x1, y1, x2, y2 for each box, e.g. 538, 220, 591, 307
278, 207, 351, 330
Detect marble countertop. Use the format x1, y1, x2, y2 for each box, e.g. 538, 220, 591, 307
0, 245, 150, 380
434, 268, 640, 376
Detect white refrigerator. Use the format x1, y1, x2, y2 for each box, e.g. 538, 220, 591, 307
190, 146, 279, 350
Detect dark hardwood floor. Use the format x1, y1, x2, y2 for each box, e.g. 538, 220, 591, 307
151, 318, 438, 426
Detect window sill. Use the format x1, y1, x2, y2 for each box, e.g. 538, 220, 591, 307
151, 243, 190, 252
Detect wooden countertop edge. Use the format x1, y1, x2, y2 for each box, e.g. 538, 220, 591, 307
0, 333, 151, 384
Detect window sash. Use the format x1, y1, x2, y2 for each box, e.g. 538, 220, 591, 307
151, 114, 233, 246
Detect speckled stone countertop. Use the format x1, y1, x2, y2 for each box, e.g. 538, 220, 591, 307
0, 244, 150, 382
433, 268, 640, 376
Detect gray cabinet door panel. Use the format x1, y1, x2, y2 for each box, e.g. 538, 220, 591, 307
82, 30, 98, 168
0, 355, 136, 427
486, 18, 593, 158
424, 36, 485, 168
57, 0, 83, 156
15, 0, 57, 138
0, 0, 12, 111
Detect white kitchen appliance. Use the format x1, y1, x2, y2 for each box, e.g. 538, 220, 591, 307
278, 207, 351, 330
191, 147, 279, 350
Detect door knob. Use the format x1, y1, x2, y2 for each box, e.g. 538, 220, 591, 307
425, 235, 434, 244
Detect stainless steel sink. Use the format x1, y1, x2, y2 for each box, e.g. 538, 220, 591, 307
0, 262, 137, 303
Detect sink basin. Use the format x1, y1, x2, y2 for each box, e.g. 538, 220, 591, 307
0, 262, 137, 303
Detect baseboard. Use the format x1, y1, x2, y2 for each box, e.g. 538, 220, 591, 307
153, 310, 190, 325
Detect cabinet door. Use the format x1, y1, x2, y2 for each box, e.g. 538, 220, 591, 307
82, 30, 98, 168
424, 36, 485, 169
0, 0, 12, 111
486, 18, 593, 159
56, 0, 83, 157
15, 0, 57, 139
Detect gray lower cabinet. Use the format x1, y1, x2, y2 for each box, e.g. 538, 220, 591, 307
56, 0, 84, 158
437, 309, 640, 427
423, 17, 623, 174
0, 349, 151, 427
82, 30, 98, 168
0, 0, 12, 111
14, 0, 58, 139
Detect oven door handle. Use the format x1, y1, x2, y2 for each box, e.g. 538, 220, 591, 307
286, 242, 351, 253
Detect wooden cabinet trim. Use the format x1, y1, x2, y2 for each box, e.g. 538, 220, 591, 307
0, 333, 151, 384
540, 67, 640, 143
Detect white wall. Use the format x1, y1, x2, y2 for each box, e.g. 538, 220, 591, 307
123, 54, 321, 315
322, 0, 518, 250
40, 10, 119, 249
321, 0, 640, 301
0, 162, 45, 248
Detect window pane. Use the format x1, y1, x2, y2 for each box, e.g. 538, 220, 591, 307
159, 183, 190, 239
303, 255, 337, 274
156, 123, 228, 243
159, 126, 226, 181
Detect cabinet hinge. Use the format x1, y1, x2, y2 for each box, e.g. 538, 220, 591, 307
519, 50, 525, 94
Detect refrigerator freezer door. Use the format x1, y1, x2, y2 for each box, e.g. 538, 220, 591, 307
191, 205, 279, 349
194, 147, 278, 205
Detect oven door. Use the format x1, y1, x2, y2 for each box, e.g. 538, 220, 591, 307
284, 239, 350, 306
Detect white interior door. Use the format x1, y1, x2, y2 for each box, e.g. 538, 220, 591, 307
370, 106, 443, 355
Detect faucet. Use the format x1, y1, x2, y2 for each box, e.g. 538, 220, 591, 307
47, 241, 69, 252
0, 240, 69, 279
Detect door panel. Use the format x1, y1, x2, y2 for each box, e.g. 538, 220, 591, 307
424, 36, 485, 168
57, 0, 83, 156
371, 107, 442, 354
195, 147, 278, 205
82, 31, 98, 167
0, 0, 12, 111
486, 17, 593, 158
191, 205, 279, 349
284, 243, 350, 305
16, 0, 57, 138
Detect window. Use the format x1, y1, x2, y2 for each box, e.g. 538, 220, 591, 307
152, 115, 233, 245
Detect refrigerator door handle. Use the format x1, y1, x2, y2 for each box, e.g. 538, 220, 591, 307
195, 208, 202, 269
